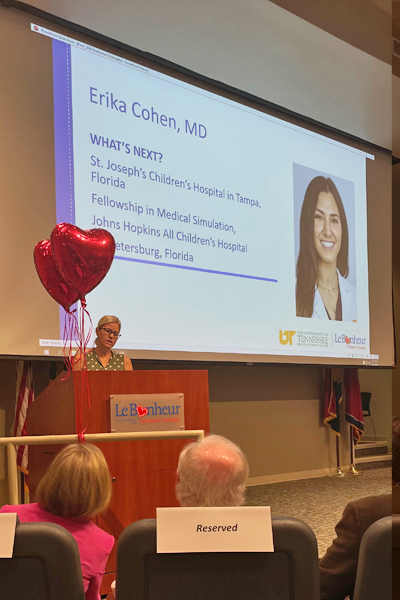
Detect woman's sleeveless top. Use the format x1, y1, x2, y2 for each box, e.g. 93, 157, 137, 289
85, 348, 125, 371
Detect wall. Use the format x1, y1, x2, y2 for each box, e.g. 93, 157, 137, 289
359, 369, 392, 445
207, 364, 344, 483
393, 164, 400, 416
0, 359, 56, 504
136, 361, 392, 484
209, 365, 390, 483
211, 400, 349, 484
22, 0, 392, 148
0, 358, 391, 500
392, 10, 400, 426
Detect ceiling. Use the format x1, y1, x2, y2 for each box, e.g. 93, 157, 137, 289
11, 0, 397, 154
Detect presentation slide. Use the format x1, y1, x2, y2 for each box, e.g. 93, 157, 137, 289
34, 24, 375, 363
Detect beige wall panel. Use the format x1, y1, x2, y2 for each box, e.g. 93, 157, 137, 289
393, 76, 400, 157
208, 365, 322, 402
270, 0, 391, 64
210, 399, 351, 483
0, 11, 59, 355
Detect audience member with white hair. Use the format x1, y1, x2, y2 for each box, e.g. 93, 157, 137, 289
176, 434, 249, 507
110, 435, 249, 598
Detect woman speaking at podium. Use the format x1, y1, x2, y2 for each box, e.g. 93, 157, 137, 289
73, 315, 133, 371
295, 176, 356, 322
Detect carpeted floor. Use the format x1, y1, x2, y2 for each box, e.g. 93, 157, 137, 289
245, 468, 391, 557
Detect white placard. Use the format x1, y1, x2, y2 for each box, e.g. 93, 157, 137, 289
156, 506, 273, 553
0, 513, 17, 558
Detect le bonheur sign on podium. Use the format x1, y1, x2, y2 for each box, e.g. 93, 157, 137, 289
110, 393, 185, 432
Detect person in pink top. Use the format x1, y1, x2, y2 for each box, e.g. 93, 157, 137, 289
1, 443, 114, 600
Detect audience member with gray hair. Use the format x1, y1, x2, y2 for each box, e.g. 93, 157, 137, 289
111, 435, 249, 598
176, 434, 249, 507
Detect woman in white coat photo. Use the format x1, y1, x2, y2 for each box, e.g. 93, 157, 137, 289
296, 176, 356, 322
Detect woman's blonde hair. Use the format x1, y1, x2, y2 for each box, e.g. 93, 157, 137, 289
97, 315, 121, 330
95, 315, 121, 345
36, 443, 112, 519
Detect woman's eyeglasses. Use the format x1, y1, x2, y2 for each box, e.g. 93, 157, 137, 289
100, 327, 121, 339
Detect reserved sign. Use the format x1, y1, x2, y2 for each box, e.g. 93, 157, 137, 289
0, 513, 17, 558
156, 506, 273, 553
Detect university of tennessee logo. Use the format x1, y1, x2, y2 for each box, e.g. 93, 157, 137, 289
279, 330, 296, 345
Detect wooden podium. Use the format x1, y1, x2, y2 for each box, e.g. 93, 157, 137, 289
27, 370, 210, 591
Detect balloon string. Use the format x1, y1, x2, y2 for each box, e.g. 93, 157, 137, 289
76, 368, 90, 440
81, 300, 93, 429
62, 310, 70, 377
60, 301, 93, 440
62, 308, 79, 381
76, 302, 85, 438
81, 298, 94, 353
62, 310, 72, 379
75, 298, 92, 438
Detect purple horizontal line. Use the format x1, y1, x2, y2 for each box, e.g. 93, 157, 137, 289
114, 255, 278, 282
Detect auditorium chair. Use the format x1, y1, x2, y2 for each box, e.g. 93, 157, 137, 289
116, 516, 319, 600
0, 520, 85, 600
352, 515, 391, 600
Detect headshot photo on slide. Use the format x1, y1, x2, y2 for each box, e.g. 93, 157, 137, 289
293, 164, 357, 322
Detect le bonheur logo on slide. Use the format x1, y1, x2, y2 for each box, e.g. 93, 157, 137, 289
279, 330, 330, 348
334, 333, 367, 350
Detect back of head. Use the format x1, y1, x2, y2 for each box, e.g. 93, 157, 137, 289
393, 417, 400, 485
176, 435, 249, 507
36, 443, 112, 519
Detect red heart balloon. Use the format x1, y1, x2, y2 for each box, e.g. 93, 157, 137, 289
34, 240, 80, 310
51, 223, 115, 299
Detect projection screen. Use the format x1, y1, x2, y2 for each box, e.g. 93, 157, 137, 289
0, 9, 393, 366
